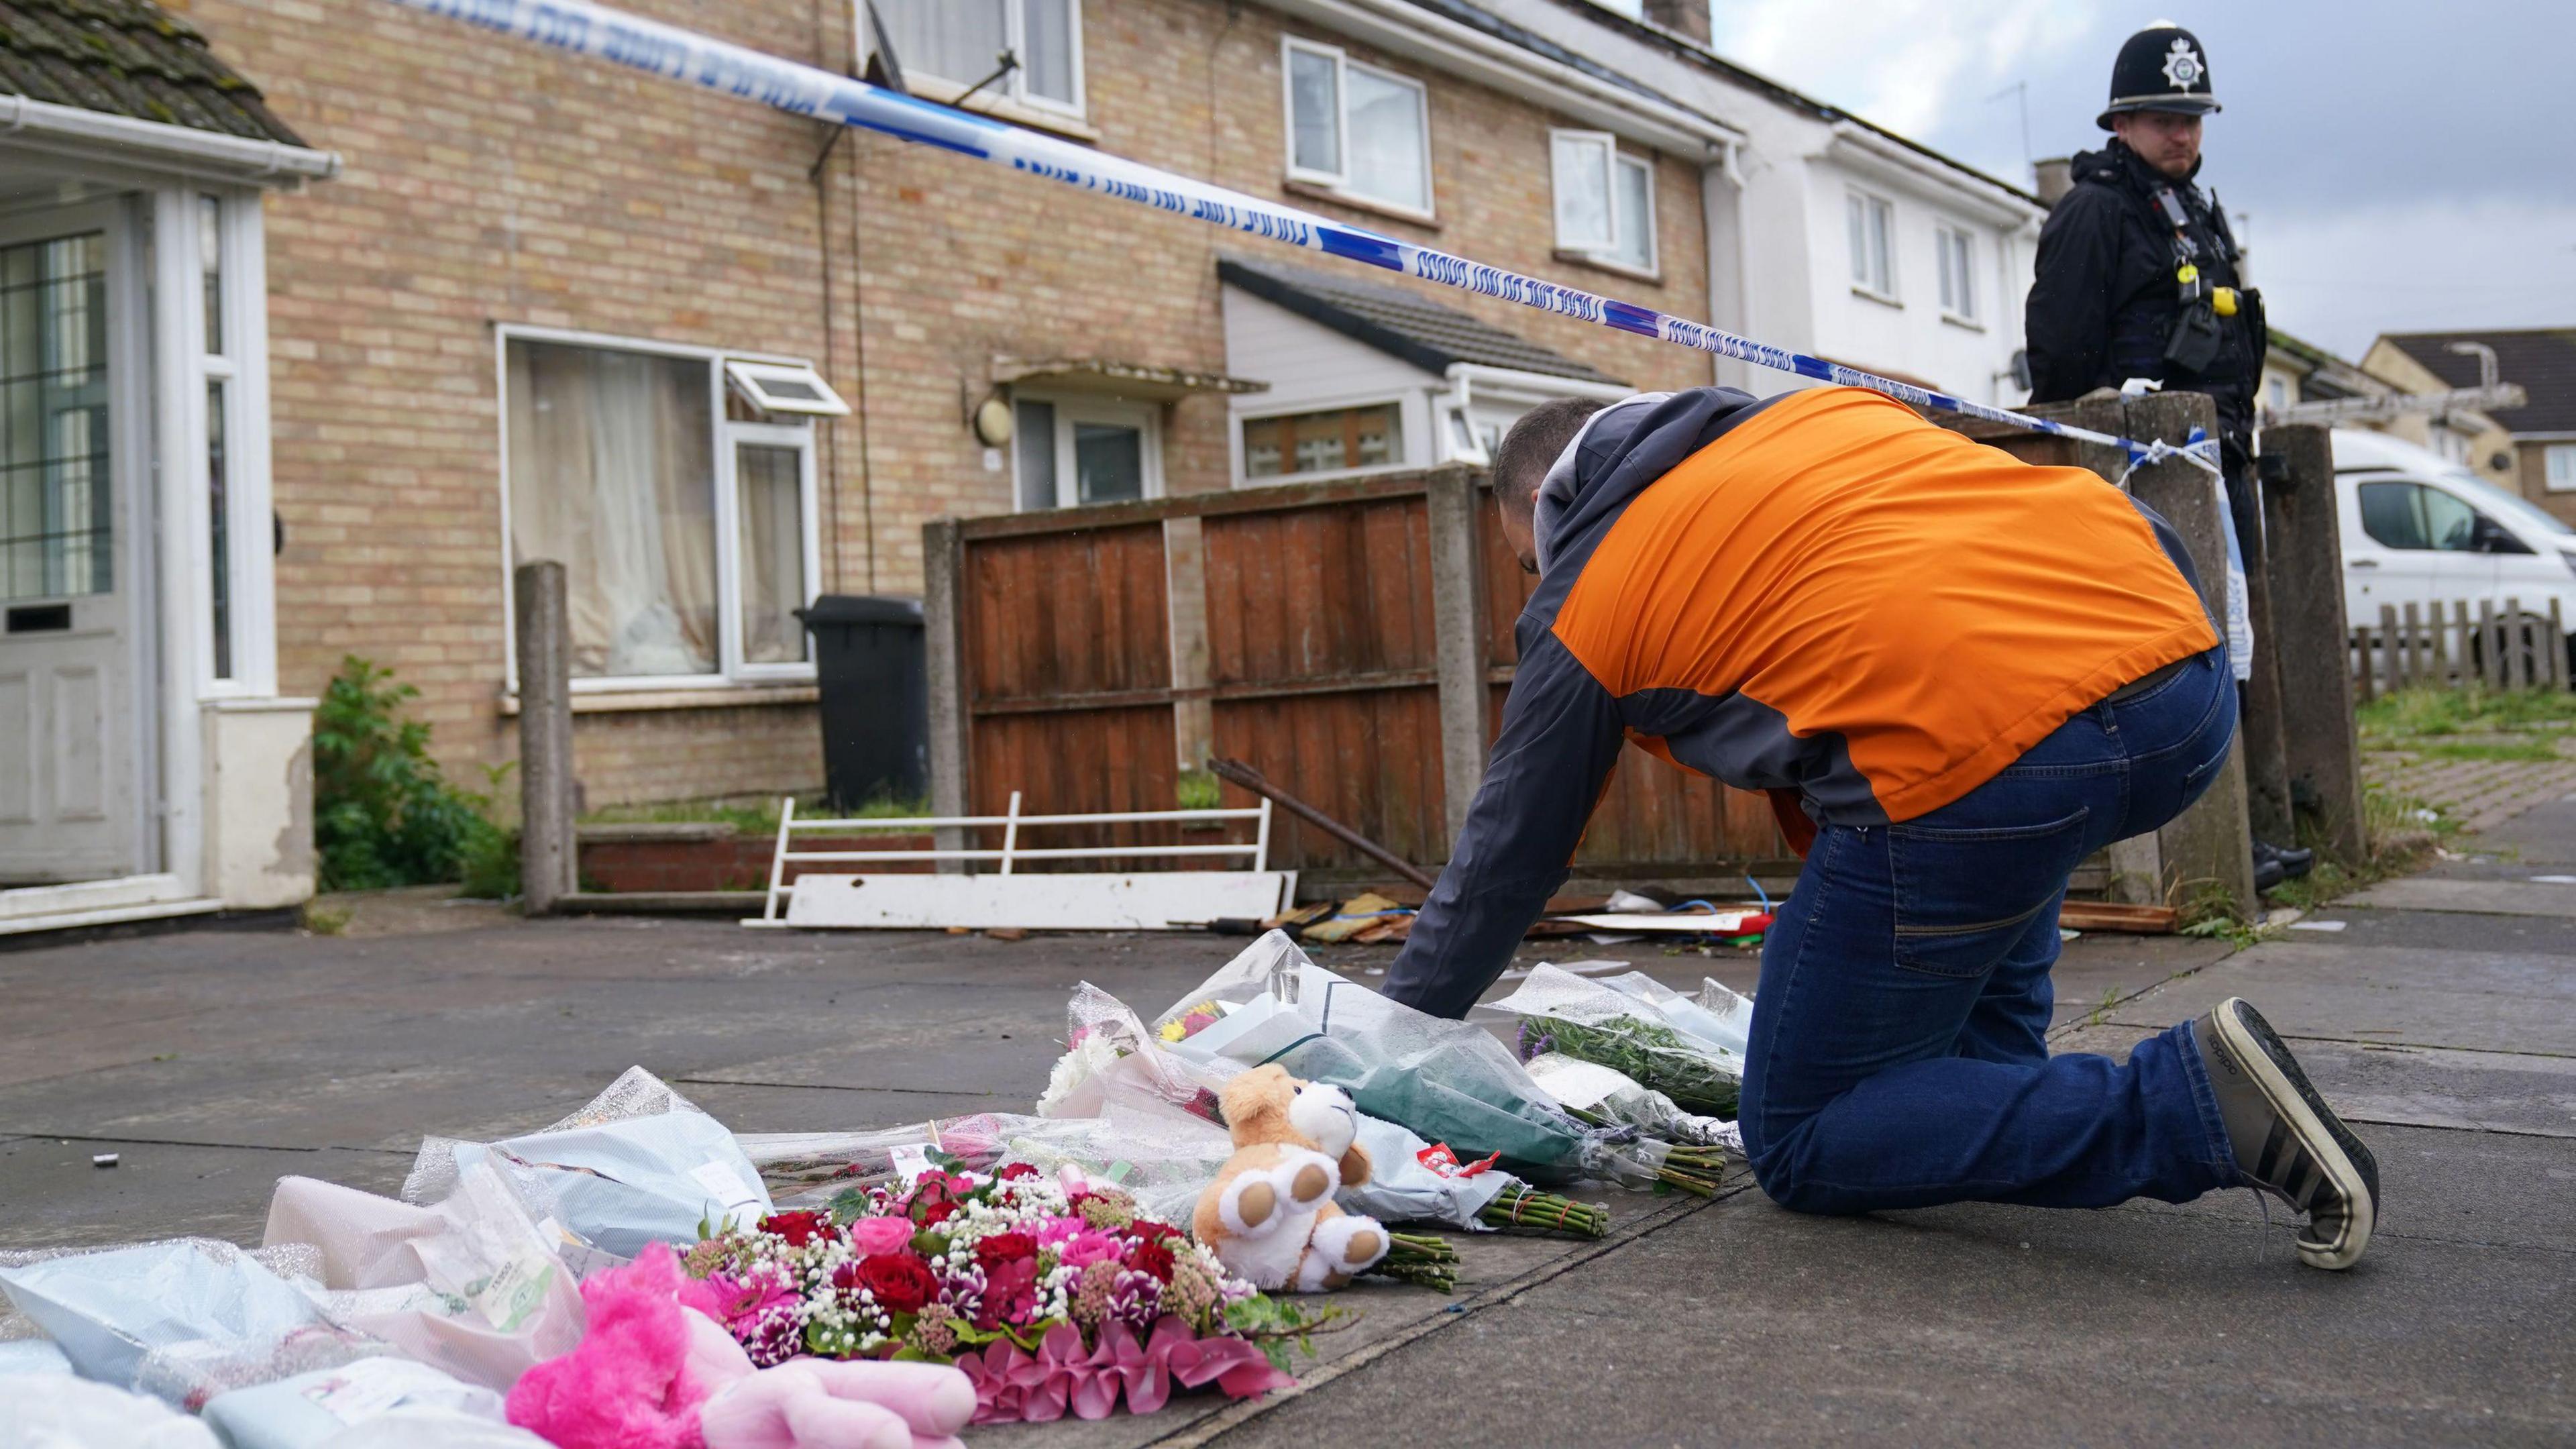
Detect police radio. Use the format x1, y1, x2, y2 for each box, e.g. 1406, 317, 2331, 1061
2153, 185, 2245, 376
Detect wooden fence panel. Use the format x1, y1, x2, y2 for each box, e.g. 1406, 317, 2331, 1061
966, 524, 1170, 705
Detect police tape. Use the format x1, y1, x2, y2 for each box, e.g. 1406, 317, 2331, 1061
380, 0, 2222, 476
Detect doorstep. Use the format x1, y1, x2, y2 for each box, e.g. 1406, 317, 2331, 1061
0, 896, 225, 937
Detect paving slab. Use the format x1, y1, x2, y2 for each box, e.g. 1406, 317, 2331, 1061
2347, 876, 2576, 918
1201, 1150, 2576, 1448
2055, 1024, 2576, 1139
2459, 796, 2576, 864
2087, 941, 2576, 1056
0, 1136, 412, 1251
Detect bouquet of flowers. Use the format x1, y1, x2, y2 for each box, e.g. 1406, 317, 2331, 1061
1493, 965, 1747, 1120
683, 1162, 1337, 1424
1150, 934, 1701, 1193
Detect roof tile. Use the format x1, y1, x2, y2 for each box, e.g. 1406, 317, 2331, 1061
2381, 330, 2576, 435
1220, 254, 1625, 386
0, 0, 303, 147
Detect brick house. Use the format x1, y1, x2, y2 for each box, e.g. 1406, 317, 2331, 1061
0, 0, 2031, 928
2367, 330, 2576, 521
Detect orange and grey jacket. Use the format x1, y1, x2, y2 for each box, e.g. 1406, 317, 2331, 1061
1383, 385, 2220, 1019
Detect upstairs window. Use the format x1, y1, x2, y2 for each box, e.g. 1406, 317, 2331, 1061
1847, 189, 1896, 300
1935, 221, 1977, 323
1282, 38, 1432, 217
1551, 131, 1657, 274
869, 0, 1083, 117
2548, 444, 2576, 494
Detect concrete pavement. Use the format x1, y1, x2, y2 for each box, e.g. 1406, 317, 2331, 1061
2, 814, 2571, 1442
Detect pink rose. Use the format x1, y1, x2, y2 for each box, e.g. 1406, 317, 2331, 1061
1058, 1231, 1124, 1269
849, 1216, 918, 1256
1034, 1215, 1087, 1248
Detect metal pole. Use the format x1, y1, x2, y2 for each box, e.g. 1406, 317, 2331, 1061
1207, 757, 1437, 892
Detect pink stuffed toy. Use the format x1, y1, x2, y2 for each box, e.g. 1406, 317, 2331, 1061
506, 1243, 974, 1449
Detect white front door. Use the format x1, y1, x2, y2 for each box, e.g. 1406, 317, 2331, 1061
0, 207, 147, 884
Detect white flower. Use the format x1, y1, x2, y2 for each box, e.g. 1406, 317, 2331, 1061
1036, 1036, 1122, 1117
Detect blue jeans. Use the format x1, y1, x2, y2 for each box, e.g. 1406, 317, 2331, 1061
1739, 647, 2243, 1215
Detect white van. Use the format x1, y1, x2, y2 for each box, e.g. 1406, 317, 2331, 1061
2334, 427, 2576, 663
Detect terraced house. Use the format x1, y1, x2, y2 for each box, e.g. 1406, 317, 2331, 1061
0, 0, 2038, 933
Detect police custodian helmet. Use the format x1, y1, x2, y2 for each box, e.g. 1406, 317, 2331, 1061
2098, 21, 2220, 129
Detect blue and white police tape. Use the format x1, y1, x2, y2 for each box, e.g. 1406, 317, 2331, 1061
382, 0, 2221, 474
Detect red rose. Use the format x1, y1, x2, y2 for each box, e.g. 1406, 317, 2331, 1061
759, 1210, 832, 1248
917, 1199, 957, 1228
1126, 1220, 1179, 1244
1124, 1240, 1175, 1282
843, 1252, 938, 1315
973, 1232, 1037, 1270
996, 1163, 1040, 1181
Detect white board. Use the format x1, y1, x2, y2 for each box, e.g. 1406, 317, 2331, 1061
1548, 910, 1762, 934
776, 871, 1298, 930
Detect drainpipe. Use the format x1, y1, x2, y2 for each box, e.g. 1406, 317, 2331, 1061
1707, 141, 1755, 391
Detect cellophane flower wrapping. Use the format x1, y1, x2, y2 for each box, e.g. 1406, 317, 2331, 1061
401, 1067, 772, 1260
1147, 932, 1649, 1187
1491, 965, 1746, 1118
0, 1238, 382, 1409
1523, 1051, 1737, 1151
683, 1167, 1301, 1423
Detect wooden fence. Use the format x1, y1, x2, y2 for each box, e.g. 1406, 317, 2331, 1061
2351, 598, 2569, 700
922, 467, 1790, 888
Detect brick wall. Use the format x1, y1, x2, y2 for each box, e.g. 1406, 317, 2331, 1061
184, 0, 1710, 808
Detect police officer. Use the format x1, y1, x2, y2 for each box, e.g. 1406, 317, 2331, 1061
2025, 21, 2311, 890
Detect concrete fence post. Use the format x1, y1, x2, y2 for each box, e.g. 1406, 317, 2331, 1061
922, 519, 971, 875
2120, 392, 2259, 918
1426, 467, 1491, 846
2259, 424, 2369, 864
515, 560, 577, 913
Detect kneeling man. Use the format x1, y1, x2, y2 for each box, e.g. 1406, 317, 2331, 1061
1384, 386, 2376, 1269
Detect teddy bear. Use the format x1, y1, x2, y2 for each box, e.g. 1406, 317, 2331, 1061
1191, 1065, 1391, 1292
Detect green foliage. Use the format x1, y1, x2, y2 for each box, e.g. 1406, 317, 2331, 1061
2358, 684, 2576, 742
313, 656, 511, 894
1176, 768, 1222, 812
1222, 1294, 1351, 1373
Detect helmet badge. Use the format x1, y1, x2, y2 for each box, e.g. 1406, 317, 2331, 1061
2161, 38, 2206, 91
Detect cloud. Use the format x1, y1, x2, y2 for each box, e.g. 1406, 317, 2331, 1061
2255, 198, 2576, 356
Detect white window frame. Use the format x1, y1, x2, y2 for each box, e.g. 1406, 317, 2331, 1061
725, 360, 850, 417
1550, 130, 1658, 276
2546, 443, 2576, 495
721, 420, 824, 682
858, 0, 1087, 123
1010, 392, 1165, 511
493, 324, 824, 694
1236, 394, 1413, 486
1935, 220, 1978, 326
1279, 36, 1434, 220
1847, 187, 1897, 303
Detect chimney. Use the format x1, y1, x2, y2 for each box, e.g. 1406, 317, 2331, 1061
2033, 156, 2073, 208
1642, 0, 1711, 44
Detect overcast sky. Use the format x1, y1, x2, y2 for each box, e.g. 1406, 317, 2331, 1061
1707, 2, 2576, 360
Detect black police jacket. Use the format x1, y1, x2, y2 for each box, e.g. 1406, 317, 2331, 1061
2025, 140, 2264, 456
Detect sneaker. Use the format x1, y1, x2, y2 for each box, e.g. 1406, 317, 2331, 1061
2193, 998, 2379, 1270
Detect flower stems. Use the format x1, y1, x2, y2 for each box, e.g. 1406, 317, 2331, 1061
1479, 1183, 1609, 1238
1371, 1230, 1460, 1293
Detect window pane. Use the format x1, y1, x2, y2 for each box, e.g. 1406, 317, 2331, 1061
1955, 234, 1974, 317
1020, 0, 1075, 105
1073, 421, 1144, 504
2421, 487, 2480, 551
1344, 66, 1427, 211
199, 195, 223, 356
2356, 482, 2427, 550
874, 0, 1006, 87
1611, 156, 1654, 270
1551, 133, 1611, 252
1015, 398, 1056, 508
1847, 195, 1867, 287
1240, 404, 1403, 479
1288, 48, 1340, 175
2550, 446, 2576, 492
736, 442, 807, 664
1937, 231, 1957, 313
207, 380, 229, 679
0, 231, 110, 602
1870, 199, 1893, 292
506, 339, 718, 678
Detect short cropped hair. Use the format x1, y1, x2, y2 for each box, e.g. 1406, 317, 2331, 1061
1491, 398, 1606, 518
